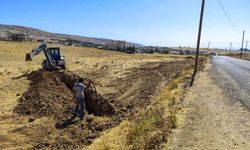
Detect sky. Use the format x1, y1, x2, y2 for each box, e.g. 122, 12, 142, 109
0, 0, 249, 49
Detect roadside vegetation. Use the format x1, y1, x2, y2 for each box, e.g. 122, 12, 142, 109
241, 53, 250, 60
227, 53, 250, 61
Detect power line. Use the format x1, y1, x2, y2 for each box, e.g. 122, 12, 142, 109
217, 0, 239, 31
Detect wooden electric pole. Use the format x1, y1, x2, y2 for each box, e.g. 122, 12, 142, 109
240, 30, 245, 58
190, 0, 205, 86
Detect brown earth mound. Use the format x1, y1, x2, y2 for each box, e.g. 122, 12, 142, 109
14, 70, 115, 118
11, 58, 205, 149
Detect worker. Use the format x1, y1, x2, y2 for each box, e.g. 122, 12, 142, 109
73, 78, 87, 120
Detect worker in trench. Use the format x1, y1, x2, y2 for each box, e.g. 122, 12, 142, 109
73, 78, 87, 120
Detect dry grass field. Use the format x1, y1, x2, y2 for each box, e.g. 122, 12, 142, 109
229, 53, 250, 61
0, 41, 204, 149
241, 53, 250, 60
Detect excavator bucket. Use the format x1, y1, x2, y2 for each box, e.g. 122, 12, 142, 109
25, 53, 32, 61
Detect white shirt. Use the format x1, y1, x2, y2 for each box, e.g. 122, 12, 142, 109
73, 82, 86, 99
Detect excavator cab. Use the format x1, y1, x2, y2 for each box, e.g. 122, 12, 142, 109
48, 47, 61, 60
42, 47, 66, 70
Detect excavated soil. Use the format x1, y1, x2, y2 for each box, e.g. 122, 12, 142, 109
14, 70, 115, 118
12, 58, 205, 149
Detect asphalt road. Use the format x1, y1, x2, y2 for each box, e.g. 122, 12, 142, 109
211, 56, 250, 110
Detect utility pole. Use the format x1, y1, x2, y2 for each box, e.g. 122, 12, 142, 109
207, 41, 211, 54
245, 41, 249, 54
240, 30, 245, 58
245, 41, 249, 50
190, 0, 205, 86
229, 42, 232, 54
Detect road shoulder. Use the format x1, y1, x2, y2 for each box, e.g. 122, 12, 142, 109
165, 63, 250, 150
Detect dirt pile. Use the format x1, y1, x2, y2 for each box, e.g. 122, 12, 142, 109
11, 58, 205, 149
14, 70, 115, 118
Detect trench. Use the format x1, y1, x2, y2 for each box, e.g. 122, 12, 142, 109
14, 69, 115, 118
11, 58, 205, 149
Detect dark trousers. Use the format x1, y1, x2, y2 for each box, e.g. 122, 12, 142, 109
75, 98, 85, 119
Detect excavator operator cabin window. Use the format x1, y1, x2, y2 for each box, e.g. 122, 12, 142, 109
50, 48, 60, 60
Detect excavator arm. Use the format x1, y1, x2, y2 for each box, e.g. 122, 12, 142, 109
25, 43, 56, 67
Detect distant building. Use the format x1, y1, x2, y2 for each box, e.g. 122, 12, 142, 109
105, 40, 127, 51
37, 39, 46, 43
139, 46, 155, 53
0, 36, 8, 41
7, 34, 30, 42
97, 45, 104, 49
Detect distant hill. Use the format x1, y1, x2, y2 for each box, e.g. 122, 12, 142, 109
0, 24, 143, 47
